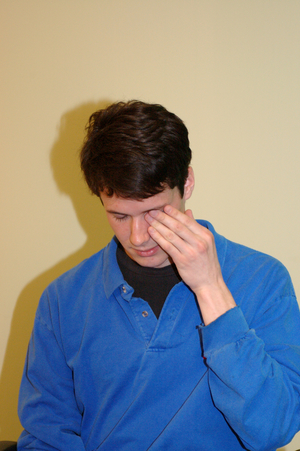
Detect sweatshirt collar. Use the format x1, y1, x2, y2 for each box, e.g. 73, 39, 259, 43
103, 237, 125, 299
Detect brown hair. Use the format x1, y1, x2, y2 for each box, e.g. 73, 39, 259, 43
80, 100, 192, 199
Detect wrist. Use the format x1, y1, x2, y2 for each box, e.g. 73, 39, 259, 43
194, 281, 237, 326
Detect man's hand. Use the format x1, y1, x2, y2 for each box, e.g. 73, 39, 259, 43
145, 206, 236, 325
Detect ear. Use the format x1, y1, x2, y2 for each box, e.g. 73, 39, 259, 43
183, 166, 195, 201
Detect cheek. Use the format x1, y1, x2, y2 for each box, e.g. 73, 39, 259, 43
110, 222, 130, 243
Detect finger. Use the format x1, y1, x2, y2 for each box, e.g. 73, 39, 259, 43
145, 210, 195, 245
146, 213, 200, 257
164, 207, 211, 243
185, 209, 194, 219
148, 206, 204, 240
163, 206, 202, 235
164, 205, 193, 225
147, 225, 182, 259
148, 207, 193, 233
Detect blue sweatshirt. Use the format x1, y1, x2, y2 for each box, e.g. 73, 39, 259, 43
18, 221, 300, 451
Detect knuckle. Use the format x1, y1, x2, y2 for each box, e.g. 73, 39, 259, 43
188, 249, 197, 261
205, 229, 214, 242
198, 229, 215, 250
165, 230, 175, 242
195, 239, 209, 254
174, 221, 183, 233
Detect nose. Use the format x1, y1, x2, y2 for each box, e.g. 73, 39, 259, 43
130, 216, 150, 247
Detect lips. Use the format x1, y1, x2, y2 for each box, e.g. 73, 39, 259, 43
134, 245, 159, 257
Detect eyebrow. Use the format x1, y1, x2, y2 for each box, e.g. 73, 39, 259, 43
106, 204, 167, 216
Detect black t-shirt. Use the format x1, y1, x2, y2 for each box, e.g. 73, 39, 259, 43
117, 244, 181, 318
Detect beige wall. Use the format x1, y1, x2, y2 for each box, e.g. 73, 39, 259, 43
1, 1, 300, 448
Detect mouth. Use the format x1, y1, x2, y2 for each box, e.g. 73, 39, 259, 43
134, 245, 159, 257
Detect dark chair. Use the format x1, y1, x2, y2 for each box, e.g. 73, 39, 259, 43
0, 443, 17, 451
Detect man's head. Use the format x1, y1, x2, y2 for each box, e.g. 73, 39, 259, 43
80, 100, 192, 199
80, 100, 194, 268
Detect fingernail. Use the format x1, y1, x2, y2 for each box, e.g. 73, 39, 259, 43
149, 210, 159, 217
145, 213, 153, 222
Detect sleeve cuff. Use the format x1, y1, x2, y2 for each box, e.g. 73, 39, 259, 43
198, 306, 250, 355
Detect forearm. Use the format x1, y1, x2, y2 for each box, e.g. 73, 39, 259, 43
199, 306, 300, 451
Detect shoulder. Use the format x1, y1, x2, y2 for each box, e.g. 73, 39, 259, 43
201, 219, 291, 276
198, 219, 296, 304
50, 247, 106, 295
33, 240, 120, 354
36, 240, 118, 322
224, 235, 293, 297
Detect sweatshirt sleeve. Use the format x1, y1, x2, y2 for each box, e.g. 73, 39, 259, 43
17, 289, 86, 451
198, 300, 300, 451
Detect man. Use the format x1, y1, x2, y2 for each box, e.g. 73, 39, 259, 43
18, 101, 300, 450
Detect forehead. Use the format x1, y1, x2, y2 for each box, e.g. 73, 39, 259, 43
101, 187, 181, 215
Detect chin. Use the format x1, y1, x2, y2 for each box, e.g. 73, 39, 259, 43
136, 254, 170, 269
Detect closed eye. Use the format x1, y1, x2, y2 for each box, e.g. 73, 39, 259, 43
114, 215, 128, 222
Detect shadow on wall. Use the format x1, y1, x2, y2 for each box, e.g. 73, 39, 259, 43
0, 100, 114, 440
